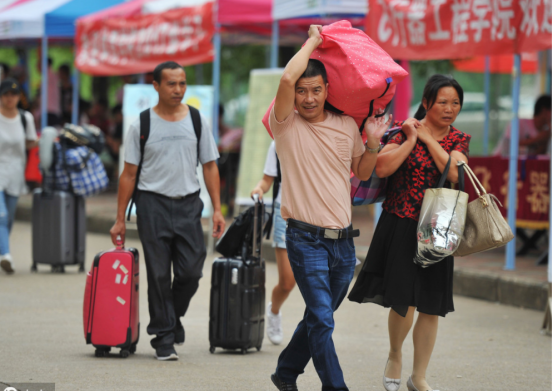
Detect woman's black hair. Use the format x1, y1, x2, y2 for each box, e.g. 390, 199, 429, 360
414, 74, 464, 121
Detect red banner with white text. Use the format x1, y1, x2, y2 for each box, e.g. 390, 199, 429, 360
75, 3, 214, 76
367, 0, 552, 60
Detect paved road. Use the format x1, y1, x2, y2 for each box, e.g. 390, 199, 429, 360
0, 222, 551, 391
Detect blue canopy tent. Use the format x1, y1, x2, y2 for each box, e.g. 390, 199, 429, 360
42, 0, 127, 128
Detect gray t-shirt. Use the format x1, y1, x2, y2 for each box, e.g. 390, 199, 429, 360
0, 110, 37, 196
124, 108, 219, 198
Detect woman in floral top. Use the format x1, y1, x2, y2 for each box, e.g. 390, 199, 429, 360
349, 75, 471, 391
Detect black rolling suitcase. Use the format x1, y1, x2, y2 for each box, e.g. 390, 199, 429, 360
209, 196, 266, 354
31, 188, 86, 272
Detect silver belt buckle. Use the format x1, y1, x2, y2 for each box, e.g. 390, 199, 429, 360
324, 229, 340, 240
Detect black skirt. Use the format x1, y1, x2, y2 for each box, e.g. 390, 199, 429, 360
348, 210, 454, 317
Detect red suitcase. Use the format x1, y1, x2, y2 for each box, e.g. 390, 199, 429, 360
83, 241, 140, 358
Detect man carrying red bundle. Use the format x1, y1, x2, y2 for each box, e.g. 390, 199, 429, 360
269, 25, 392, 391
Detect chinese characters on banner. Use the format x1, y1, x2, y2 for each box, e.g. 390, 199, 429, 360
367, 0, 552, 59
466, 157, 550, 229
75, 3, 214, 76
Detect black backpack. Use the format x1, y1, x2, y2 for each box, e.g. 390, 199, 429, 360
263, 152, 281, 239
127, 105, 202, 221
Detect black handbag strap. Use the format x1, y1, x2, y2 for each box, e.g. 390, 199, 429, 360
358, 77, 393, 134
436, 156, 466, 192
436, 156, 451, 188
457, 162, 465, 192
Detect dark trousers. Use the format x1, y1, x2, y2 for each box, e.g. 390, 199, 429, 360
276, 226, 356, 391
136, 190, 207, 349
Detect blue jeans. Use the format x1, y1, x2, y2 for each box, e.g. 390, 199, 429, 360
0, 191, 18, 255
276, 226, 356, 391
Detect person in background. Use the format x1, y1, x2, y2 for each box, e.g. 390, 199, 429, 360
107, 104, 123, 161
10, 65, 30, 111
0, 78, 38, 274
45, 58, 61, 127
59, 64, 73, 125
349, 74, 470, 391
218, 104, 242, 216
493, 94, 552, 156
88, 99, 110, 135
251, 141, 295, 346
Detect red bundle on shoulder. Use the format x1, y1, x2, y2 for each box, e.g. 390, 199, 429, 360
262, 20, 409, 141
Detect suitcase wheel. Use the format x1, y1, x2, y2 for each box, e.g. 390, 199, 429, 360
130, 344, 137, 354
120, 350, 130, 358
241, 348, 247, 355
30, 263, 37, 273
256, 346, 261, 352
51, 265, 65, 273
78, 264, 85, 273
95, 348, 110, 357
209, 346, 215, 354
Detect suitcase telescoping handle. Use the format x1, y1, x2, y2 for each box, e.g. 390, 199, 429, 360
116, 235, 124, 250
252, 194, 263, 258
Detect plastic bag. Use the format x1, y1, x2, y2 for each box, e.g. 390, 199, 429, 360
414, 160, 468, 267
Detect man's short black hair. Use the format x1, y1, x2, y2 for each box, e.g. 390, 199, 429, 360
153, 61, 183, 84
534, 94, 552, 117
299, 59, 328, 84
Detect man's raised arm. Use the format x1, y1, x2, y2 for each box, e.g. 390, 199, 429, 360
274, 25, 323, 122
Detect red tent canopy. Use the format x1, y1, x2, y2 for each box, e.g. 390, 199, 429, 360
218, 0, 365, 45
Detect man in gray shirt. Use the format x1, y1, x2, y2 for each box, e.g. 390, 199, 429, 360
110, 61, 225, 361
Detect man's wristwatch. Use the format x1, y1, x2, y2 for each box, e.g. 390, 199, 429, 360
365, 143, 381, 153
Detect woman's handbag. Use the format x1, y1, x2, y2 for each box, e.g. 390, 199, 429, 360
414, 158, 468, 268
453, 162, 514, 257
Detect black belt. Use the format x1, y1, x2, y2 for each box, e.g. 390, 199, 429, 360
287, 219, 360, 239
138, 190, 200, 200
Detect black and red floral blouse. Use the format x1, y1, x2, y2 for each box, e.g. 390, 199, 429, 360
382, 125, 471, 221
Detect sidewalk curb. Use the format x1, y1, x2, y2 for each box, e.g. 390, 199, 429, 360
452, 268, 549, 311
16, 205, 547, 312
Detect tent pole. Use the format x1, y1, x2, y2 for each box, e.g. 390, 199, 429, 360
505, 54, 521, 271
547, 49, 552, 94
41, 36, 48, 131
483, 56, 490, 156
270, 20, 279, 68
212, 24, 221, 144
72, 46, 80, 125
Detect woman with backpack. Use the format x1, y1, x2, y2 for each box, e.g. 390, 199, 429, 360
251, 141, 295, 345
0, 78, 38, 274
348, 75, 471, 391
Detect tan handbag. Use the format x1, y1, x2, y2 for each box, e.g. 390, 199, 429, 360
453, 162, 514, 257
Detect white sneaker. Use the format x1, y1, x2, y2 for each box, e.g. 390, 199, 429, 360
0, 254, 14, 274
266, 302, 283, 345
